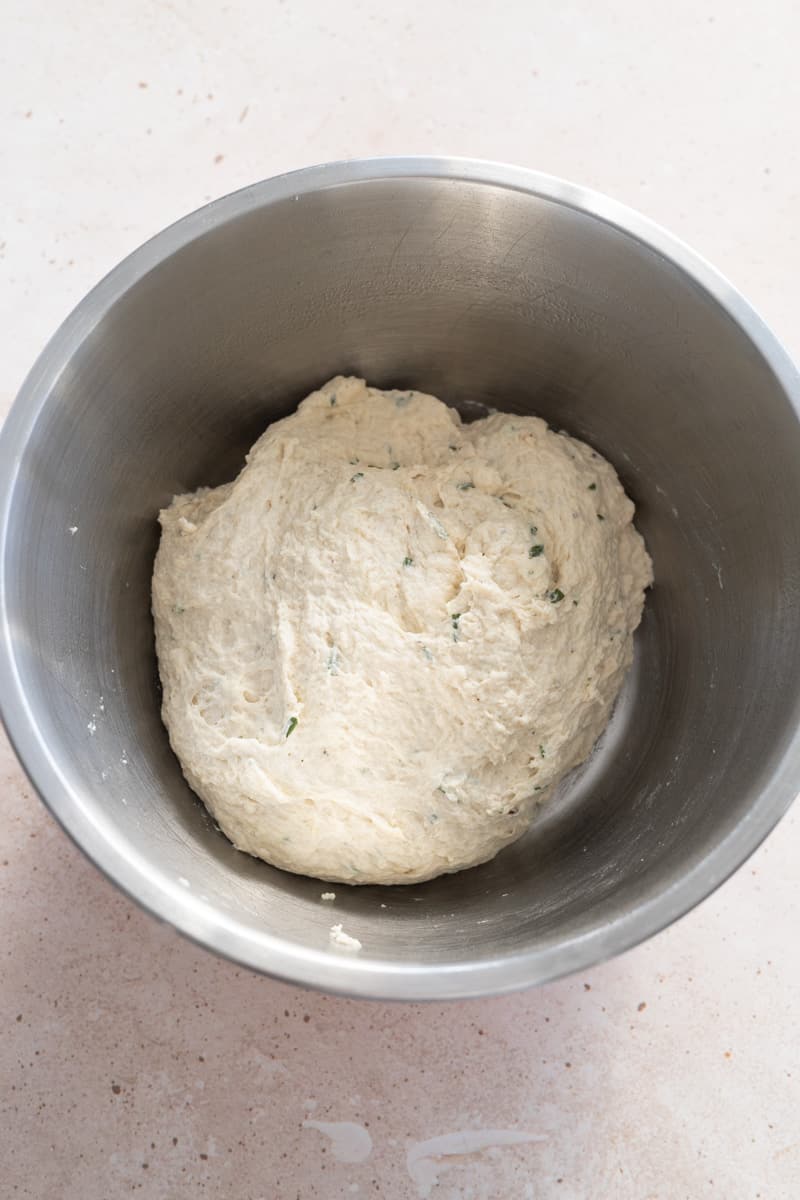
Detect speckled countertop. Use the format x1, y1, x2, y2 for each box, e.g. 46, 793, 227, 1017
2, 3, 799, 1197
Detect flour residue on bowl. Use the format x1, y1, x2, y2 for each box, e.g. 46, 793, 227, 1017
329, 923, 362, 951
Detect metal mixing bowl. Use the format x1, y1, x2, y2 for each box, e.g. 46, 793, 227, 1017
2, 158, 800, 1000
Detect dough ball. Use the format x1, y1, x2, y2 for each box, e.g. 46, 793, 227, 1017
152, 377, 652, 885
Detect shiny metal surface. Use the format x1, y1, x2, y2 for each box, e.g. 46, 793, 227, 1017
2, 158, 800, 1000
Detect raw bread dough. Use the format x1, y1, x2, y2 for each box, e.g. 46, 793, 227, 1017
152, 377, 652, 885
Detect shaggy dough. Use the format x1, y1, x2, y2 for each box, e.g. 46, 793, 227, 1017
152, 377, 652, 885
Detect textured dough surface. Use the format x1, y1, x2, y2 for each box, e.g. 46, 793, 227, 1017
152, 377, 652, 885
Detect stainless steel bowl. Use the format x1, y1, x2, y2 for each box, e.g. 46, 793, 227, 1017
2, 158, 799, 1000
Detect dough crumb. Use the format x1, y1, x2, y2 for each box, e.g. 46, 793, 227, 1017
177, 516, 197, 534
329, 923, 362, 952
321, 892, 336, 901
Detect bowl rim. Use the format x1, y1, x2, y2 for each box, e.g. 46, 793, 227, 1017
2, 155, 800, 1001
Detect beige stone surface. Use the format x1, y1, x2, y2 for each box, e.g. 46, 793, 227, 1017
1, 2, 799, 1196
